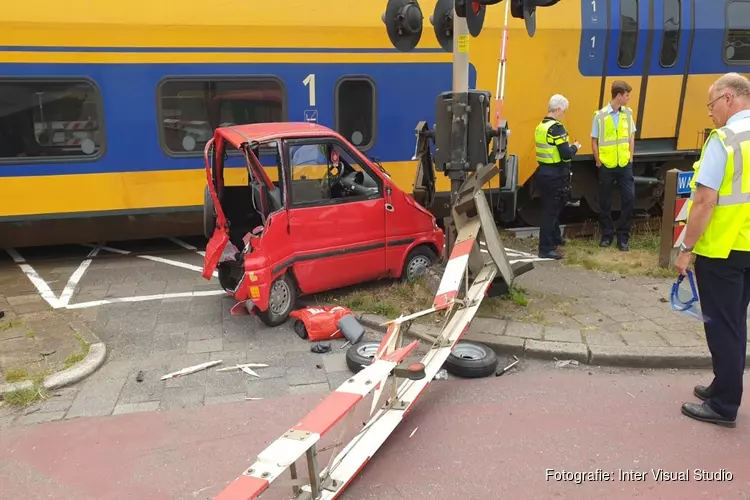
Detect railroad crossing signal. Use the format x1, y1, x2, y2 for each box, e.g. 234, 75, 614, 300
381, 0, 562, 51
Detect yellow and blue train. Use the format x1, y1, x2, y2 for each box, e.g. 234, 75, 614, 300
1, 0, 748, 246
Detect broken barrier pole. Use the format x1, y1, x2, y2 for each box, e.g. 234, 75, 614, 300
658, 168, 694, 269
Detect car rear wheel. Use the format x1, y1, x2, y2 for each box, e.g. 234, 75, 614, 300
255, 273, 297, 327
401, 245, 438, 282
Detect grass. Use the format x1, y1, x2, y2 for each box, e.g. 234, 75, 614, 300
506, 225, 673, 278
1, 330, 90, 408
63, 332, 91, 370
1, 371, 50, 408
321, 275, 544, 326
561, 229, 674, 278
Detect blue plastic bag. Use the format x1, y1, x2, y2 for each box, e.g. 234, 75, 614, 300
670, 270, 710, 322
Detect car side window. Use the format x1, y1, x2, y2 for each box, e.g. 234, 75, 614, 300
288, 141, 382, 207
289, 143, 330, 206
330, 144, 381, 197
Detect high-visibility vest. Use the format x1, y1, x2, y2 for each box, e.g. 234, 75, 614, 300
594, 105, 633, 168
686, 117, 750, 259
535, 119, 570, 165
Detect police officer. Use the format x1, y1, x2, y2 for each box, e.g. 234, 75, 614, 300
675, 72, 750, 428
534, 94, 580, 259
591, 80, 636, 251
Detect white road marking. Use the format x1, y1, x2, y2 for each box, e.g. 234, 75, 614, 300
65, 290, 227, 309
58, 244, 102, 307
168, 237, 207, 257
81, 243, 218, 277
4, 248, 62, 308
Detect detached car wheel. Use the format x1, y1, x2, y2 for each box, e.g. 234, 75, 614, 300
255, 273, 297, 327
346, 339, 498, 379
346, 341, 380, 373
402, 245, 438, 282
443, 341, 498, 378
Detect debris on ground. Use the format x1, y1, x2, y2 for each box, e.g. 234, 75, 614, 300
434, 369, 448, 380
555, 359, 580, 368
216, 363, 269, 372
311, 343, 332, 354
290, 305, 353, 341
160, 360, 222, 380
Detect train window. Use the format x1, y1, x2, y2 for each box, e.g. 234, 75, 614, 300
660, 0, 681, 67
335, 77, 377, 151
618, 0, 639, 68
158, 77, 286, 156
725, 1, 750, 63
0, 79, 104, 162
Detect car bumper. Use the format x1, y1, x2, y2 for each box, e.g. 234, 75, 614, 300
232, 266, 272, 312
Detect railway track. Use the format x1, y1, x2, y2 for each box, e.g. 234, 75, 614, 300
505, 216, 662, 240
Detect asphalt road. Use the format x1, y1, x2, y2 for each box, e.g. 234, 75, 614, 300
1, 359, 748, 500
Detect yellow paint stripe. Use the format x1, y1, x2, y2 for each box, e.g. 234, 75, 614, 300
0, 51, 451, 64
0, 161, 500, 218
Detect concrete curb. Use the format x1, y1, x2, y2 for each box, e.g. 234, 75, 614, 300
354, 312, 727, 370
42, 342, 107, 391
0, 322, 107, 398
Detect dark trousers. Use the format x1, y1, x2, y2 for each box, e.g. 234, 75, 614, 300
694, 250, 750, 420
537, 167, 569, 253
598, 163, 635, 242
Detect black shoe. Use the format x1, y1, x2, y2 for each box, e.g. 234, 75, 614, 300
681, 402, 736, 428
538, 250, 563, 260
617, 241, 629, 252
694, 385, 711, 402
599, 237, 612, 248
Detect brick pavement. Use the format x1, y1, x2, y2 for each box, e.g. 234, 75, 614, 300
3, 238, 750, 429
359, 259, 750, 368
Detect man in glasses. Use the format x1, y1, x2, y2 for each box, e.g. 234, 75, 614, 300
675, 72, 750, 428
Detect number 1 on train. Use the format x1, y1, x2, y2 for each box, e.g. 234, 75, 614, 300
303, 73, 316, 107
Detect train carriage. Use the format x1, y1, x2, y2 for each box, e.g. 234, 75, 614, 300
0, 0, 748, 247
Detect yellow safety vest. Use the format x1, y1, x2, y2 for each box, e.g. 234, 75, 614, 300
594, 105, 633, 168
535, 119, 570, 165
686, 118, 750, 259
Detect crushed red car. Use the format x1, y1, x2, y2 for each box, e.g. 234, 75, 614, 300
201, 122, 445, 327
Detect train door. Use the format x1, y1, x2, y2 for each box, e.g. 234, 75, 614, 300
638, 0, 694, 141
589, 0, 692, 148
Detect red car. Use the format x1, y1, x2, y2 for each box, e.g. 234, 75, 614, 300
201, 122, 445, 327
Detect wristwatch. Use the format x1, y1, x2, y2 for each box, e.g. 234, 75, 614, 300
679, 242, 694, 253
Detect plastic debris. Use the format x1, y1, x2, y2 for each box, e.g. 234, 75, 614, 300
161, 360, 222, 380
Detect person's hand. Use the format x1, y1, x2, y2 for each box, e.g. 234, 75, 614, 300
675, 251, 693, 276
574, 141, 581, 149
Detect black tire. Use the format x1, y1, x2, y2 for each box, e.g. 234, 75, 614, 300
443, 341, 498, 378
203, 185, 216, 239
293, 319, 308, 340
255, 273, 297, 327
401, 245, 438, 282
346, 340, 380, 373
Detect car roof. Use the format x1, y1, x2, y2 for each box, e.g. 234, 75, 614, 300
217, 122, 343, 148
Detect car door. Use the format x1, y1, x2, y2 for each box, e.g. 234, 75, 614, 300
203, 134, 275, 279
285, 137, 387, 294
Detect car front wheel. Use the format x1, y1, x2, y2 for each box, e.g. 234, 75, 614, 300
254, 273, 297, 327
